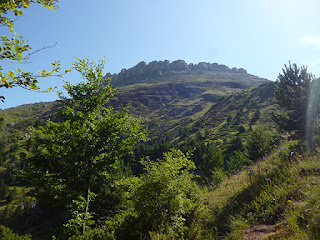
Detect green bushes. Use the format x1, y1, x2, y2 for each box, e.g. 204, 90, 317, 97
115, 149, 203, 239
226, 150, 250, 174
0, 225, 31, 240
246, 128, 272, 161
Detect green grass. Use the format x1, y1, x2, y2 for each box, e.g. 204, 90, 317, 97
196, 141, 320, 239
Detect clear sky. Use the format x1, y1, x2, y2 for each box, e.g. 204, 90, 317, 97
1, 0, 320, 109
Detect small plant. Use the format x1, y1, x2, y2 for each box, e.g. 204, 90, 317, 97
63, 192, 96, 237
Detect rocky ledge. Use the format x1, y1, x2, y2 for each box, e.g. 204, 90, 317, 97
105, 60, 248, 86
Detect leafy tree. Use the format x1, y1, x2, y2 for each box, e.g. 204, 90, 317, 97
23, 59, 146, 233
5, 189, 16, 203
116, 149, 202, 239
0, 0, 69, 102
0, 225, 32, 240
273, 63, 313, 139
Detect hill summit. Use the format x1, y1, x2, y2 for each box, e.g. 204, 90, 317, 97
105, 60, 250, 86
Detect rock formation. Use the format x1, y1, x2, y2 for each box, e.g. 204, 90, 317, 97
105, 60, 248, 86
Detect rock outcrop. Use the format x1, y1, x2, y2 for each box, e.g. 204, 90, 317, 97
105, 60, 248, 86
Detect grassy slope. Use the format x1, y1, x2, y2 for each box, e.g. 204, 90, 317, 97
0, 73, 271, 148
200, 141, 320, 239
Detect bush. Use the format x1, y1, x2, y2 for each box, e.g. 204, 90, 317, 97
227, 150, 250, 174
200, 142, 224, 182
0, 225, 31, 240
116, 149, 203, 239
246, 128, 272, 161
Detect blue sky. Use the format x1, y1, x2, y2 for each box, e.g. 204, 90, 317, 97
1, 0, 320, 109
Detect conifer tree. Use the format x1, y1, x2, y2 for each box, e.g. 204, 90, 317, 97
273, 63, 313, 139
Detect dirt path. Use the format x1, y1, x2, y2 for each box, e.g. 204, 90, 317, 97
243, 224, 277, 240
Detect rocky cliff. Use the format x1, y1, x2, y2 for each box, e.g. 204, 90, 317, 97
105, 60, 249, 87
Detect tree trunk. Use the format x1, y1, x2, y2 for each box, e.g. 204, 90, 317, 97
82, 186, 90, 235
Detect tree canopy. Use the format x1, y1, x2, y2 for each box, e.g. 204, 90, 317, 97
0, 0, 69, 102
23, 58, 147, 209
273, 63, 314, 139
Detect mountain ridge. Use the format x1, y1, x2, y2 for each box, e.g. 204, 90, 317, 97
105, 59, 267, 87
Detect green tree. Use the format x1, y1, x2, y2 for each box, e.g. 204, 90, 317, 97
0, 180, 8, 199
273, 63, 313, 139
23, 59, 146, 233
0, 225, 32, 240
251, 109, 260, 123
246, 128, 272, 161
200, 141, 224, 183
0, 0, 69, 102
226, 150, 250, 173
238, 125, 245, 134
116, 149, 202, 239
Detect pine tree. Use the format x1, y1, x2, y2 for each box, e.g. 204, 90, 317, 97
273, 63, 313, 139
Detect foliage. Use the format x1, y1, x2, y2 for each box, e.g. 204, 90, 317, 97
0, 0, 70, 102
116, 149, 203, 239
0, 225, 31, 240
246, 128, 272, 161
250, 109, 260, 123
200, 141, 224, 182
22, 59, 146, 230
238, 125, 245, 134
62, 194, 96, 237
66, 228, 115, 240
273, 63, 314, 139
226, 150, 250, 173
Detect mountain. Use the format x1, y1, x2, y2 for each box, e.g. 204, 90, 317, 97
104, 60, 272, 141
0, 60, 275, 160
0, 60, 283, 239
106, 60, 262, 87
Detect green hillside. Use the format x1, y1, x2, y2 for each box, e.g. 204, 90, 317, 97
3, 60, 319, 240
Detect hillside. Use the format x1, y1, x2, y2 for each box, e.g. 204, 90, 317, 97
1, 60, 271, 141
0, 61, 277, 169
2, 60, 320, 240
201, 140, 320, 239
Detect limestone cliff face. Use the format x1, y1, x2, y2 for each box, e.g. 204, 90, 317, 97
105, 60, 248, 86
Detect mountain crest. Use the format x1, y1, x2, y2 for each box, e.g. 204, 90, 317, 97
106, 60, 248, 86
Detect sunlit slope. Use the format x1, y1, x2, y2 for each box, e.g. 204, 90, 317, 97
201, 141, 320, 239
0, 74, 273, 154
110, 74, 271, 139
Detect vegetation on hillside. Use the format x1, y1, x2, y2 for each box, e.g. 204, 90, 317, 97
0, 48, 320, 240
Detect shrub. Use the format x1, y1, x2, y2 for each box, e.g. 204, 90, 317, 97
0, 225, 32, 240
116, 149, 203, 239
246, 128, 272, 161
227, 150, 250, 174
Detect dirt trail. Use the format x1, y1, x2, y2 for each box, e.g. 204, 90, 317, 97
243, 225, 277, 240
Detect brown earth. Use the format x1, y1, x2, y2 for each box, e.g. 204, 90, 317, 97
243, 225, 277, 240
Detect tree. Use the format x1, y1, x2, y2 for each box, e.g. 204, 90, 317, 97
0, 0, 68, 102
116, 149, 202, 239
23, 58, 146, 233
200, 141, 224, 183
246, 128, 272, 161
226, 150, 250, 173
273, 63, 313, 139
251, 109, 260, 123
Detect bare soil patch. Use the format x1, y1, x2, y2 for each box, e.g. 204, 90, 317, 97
243, 224, 277, 240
